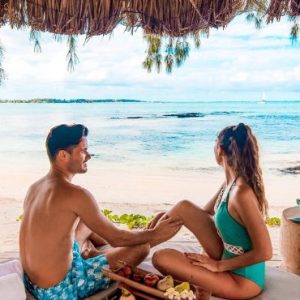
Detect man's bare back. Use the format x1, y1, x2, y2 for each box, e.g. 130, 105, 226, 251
20, 124, 182, 297
20, 176, 83, 287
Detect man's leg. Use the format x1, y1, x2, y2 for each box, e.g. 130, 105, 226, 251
104, 243, 150, 271
75, 220, 109, 258
76, 219, 150, 267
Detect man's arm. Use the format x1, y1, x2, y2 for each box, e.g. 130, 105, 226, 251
71, 187, 181, 247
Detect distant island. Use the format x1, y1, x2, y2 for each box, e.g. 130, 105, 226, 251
0, 98, 144, 103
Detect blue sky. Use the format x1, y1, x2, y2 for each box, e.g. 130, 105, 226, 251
0, 16, 299, 101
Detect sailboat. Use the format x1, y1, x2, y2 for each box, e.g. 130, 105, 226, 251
258, 92, 266, 104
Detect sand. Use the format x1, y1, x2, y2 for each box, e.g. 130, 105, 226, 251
0, 188, 285, 268
1, 160, 299, 268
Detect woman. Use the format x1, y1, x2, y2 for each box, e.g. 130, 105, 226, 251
150, 123, 272, 299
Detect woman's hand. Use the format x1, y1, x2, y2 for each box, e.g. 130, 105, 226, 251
185, 252, 220, 272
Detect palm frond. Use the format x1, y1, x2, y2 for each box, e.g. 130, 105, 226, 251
142, 56, 153, 73
29, 30, 42, 53
290, 22, 299, 44
246, 12, 256, 23
154, 53, 162, 73
67, 35, 79, 72
164, 54, 174, 74
53, 34, 63, 43
193, 32, 201, 49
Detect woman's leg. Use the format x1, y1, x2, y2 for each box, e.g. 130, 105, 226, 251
150, 200, 223, 260
152, 249, 261, 300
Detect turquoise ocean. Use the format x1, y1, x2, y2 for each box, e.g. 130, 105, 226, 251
0, 100, 299, 205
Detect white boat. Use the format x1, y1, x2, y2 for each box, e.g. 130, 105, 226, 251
258, 92, 266, 104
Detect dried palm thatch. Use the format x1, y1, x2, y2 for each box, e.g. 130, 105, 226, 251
267, 0, 300, 22
1, 1, 299, 37
0, 0, 249, 37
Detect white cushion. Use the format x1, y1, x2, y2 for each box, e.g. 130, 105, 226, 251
0, 260, 23, 278
0, 273, 26, 300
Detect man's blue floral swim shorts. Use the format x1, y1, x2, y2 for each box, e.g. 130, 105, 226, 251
24, 241, 111, 299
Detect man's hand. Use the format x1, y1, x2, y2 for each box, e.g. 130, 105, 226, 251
147, 212, 166, 229
185, 252, 220, 272
151, 214, 183, 244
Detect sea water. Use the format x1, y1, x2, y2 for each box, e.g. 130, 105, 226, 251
0, 100, 299, 204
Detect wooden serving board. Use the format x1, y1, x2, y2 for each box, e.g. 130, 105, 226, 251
120, 283, 160, 300
102, 266, 168, 299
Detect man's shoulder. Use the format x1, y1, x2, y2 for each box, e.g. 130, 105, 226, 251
26, 176, 46, 194
64, 182, 93, 201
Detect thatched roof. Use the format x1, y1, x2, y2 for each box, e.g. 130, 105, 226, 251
267, 0, 300, 22
0, 0, 297, 38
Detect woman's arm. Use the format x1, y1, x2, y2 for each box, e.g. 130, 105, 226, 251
202, 183, 225, 216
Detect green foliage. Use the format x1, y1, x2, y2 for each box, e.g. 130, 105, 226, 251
28, 31, 80, 72
29, 30, 42, 53
265, 216, 281, 227
142, 33, 198, 74
103, 210, 153, 229
290, 22, 299, 44
16, 214, 23, 221
67, 35, 80, 72
296, 198, 300, 206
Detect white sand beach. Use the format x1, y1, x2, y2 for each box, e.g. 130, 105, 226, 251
0, 167, 294, 269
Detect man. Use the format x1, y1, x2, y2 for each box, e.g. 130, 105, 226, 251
19, 124, 182, 299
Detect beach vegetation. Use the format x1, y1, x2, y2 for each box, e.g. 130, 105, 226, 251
265, 216, 281, 227
17, 210, 283, 228
142, 34, 198, 74
102, 209, 153, 229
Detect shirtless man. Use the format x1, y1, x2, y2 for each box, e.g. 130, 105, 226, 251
19, 124, 182, 299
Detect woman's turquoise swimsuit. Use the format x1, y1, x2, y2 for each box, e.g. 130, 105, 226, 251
214, 179, 265, 290
23, 241, 111, 300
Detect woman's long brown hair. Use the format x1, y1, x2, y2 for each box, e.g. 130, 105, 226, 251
218, 123, 268, 216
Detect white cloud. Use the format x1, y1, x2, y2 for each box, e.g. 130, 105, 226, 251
0, 16, 299, 101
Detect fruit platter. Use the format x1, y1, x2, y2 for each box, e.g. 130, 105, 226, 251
102, 265, 196, 300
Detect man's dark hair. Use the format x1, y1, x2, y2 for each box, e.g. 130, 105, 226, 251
46, 124, 89, 161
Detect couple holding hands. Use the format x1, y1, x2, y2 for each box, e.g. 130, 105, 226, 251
20, 123, 272, 300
